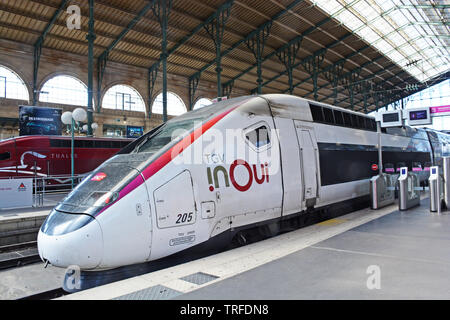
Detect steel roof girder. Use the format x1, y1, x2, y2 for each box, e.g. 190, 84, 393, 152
200, 0, 305, 84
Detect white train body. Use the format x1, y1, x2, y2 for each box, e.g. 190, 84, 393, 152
38, 94, 445, 270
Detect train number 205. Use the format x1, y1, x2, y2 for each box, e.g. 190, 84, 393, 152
176, 212, 193, 224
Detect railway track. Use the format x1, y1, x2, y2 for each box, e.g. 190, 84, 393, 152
0, 240, 41, 270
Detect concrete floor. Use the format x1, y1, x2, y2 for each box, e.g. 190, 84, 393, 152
178, 200, 450, 299
63, 197, 450, 300
0, 262, 66, 299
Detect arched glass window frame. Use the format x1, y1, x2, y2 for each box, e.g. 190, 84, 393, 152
101, 84, 146, 114
0, 65, 29, 101
38, 74, 92, 107
152, 91, 187, 116
193, 97, 213, 110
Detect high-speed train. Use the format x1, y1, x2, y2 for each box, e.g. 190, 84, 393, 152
38, 94, 450, 272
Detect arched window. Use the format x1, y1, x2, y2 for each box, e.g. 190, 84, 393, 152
193, 97, 213, 110
0, 65, 29, 101
102, 84, 146, 113
152, 92, 186, 116
39, 75, 90, 107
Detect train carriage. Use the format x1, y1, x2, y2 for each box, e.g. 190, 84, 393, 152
37, 94, 449, 275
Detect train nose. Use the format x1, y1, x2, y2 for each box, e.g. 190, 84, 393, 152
37, 210, 103, 269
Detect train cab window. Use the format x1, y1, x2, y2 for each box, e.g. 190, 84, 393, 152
0, 152, 10, 161
323, 107, 334, 124
334, 110, 344, 126
245, 125, 270, 149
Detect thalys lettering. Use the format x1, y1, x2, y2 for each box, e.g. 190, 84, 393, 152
207, 159, 269, 192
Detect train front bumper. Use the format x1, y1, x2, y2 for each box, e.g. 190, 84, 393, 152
37, 211, 103, 269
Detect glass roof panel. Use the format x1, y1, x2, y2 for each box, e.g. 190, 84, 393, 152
313, 0, 450, 82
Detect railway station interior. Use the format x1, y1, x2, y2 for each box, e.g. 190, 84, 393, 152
0, 0, 449, 307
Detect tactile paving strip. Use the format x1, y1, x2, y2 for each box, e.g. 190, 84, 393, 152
113, 284, 182, 300
180, 272, 219, 285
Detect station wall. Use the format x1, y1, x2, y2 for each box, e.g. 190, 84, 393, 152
0, 38, 247, 139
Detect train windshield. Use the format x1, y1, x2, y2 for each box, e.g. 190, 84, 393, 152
56, 163, 139, 215
132, 118, 203, 154
120, 95, 252, 156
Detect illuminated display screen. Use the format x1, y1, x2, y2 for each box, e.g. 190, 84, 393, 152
432, 168, 436, 175
409, 110, 428, 120
382, 113, 399, 122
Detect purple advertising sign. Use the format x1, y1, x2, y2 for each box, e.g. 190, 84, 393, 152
430, 105, 450, 114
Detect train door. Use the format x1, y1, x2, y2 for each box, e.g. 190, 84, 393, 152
295, 122, 319, 208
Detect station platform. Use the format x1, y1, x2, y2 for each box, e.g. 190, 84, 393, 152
61, 195, 450, 300
0, 192, 66, 282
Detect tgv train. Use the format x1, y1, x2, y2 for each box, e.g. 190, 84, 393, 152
38, 94, 450, 272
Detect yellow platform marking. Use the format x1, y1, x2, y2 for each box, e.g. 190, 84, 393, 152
317, 218, 346, 226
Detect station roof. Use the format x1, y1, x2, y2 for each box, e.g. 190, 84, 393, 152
0, 0, 448, 113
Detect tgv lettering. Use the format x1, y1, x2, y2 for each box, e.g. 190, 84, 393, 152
207, 159, 269, 192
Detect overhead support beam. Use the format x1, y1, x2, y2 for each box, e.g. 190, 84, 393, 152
145, 1, 234, 111
245, 22, 272, 94
225, 34, 306, 92
318, 59, 403, 108
188, 74, 200, 111
298, 49, 327, 100
32, 0, 69, 104
148, 62, 159, 118
86, 0, 96, 136
322, 60, 345, 105
203, 1, 234, 100
195, 0, 304, 94
230, 5, 353, 93
97, 0, 156, 112
153, 0, 173, 122
276, 39, 303, 94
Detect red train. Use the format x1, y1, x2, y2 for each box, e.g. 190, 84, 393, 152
0, 135, 133, 181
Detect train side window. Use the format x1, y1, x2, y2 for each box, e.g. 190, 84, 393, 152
343, 112, 352, 127
323, 107, 334, 124
360, 116, 369, 130
310, 105, 324, 123
369, 118, 377, 131
245, 125, 270, 149
334, 110, 344, 126
351, 115, 359, 129
0, 152, 10, 161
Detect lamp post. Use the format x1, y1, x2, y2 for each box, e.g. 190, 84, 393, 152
61, 108, 87, 189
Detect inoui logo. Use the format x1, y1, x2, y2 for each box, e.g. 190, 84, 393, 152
366, 265, 381, 290
207, 159, 269, 192
66, 5, 81, 30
